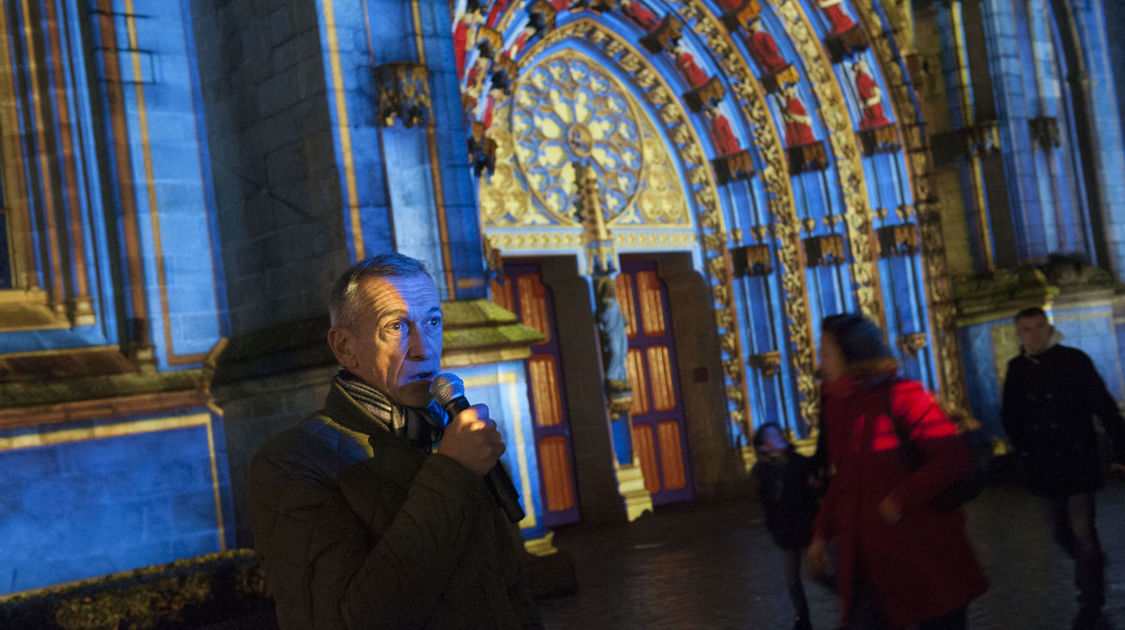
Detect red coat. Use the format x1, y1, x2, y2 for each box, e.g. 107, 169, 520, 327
813, 375, 988, 627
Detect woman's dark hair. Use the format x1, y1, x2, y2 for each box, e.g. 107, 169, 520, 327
821, 312, 898, 376
752, 422, 789, 451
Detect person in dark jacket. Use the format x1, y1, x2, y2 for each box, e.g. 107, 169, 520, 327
752, 422, 822, 630
249, 253, 542, 630
1001, 306, 1125, 630
808, 314, 987, 630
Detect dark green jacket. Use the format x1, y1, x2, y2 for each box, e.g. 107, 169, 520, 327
249, 382, 541, 629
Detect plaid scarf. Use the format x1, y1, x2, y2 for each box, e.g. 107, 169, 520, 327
334, 370, 445, 451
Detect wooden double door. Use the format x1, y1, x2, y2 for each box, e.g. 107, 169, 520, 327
492, 258, 693, 526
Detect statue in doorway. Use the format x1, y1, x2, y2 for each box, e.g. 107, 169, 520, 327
595, 275, 633, 413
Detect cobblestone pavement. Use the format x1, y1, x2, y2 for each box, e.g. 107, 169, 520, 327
537, 482, 1125, 629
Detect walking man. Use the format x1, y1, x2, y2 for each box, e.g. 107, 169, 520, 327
1002, 306, 1125, 630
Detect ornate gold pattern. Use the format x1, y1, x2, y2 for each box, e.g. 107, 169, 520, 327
484, 50, 691, 229
486, 231, 584, 249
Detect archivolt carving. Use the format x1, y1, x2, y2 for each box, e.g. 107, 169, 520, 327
764, 0, 884, 327
850, 0, 968, 412
673, 0, 819, 426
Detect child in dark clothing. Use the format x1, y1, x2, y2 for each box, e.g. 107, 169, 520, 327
752, 422, 822, 630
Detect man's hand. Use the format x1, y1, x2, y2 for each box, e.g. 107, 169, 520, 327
1110, 461, 1125, 479
437, 404, 505, 476
878, 494, 903, 524
807, 536, 830, 580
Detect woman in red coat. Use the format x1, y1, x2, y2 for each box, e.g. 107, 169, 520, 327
808, 314, 988, 629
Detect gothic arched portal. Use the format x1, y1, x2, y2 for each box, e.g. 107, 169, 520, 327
454, 0, 963, 483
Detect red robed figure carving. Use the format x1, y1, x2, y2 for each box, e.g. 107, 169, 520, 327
818, 0, 856, 35
747, 20, 788, 75
487, 0, 510, 27
782, 87, 816, 147
708, 108, 741, 156
620, 0, 659, 30
854, 61, 889, 129
672, 43, 710, 89
454, 11, 483, 78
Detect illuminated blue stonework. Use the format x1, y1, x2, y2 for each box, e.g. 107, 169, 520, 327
0, 410, 234, 594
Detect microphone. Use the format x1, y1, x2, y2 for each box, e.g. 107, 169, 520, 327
430, 373, 526, 523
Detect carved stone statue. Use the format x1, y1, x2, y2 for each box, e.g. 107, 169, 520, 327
595, 275, 632, 412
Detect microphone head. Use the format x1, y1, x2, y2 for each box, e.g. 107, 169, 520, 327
429, 373, 465, 405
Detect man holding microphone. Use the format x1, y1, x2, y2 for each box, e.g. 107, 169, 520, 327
249, 253, 541, 629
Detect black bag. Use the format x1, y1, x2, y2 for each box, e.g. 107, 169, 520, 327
883, 384, 992, 511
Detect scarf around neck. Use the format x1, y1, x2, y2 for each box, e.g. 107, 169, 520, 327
334, 369, 445, 450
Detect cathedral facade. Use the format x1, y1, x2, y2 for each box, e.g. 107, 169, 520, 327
1, 0, 1123, 595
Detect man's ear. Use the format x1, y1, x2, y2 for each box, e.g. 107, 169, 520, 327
327, 327, 356, 369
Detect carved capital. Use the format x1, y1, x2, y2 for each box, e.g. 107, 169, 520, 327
373, 62, 431, 128
711, 149, 755, 184
748, 350, 782, 377
731, 244, 773, 277
876, 223, 920, 257
1028, 116, 1060, 149
803, 234, 846, 266
897, 332, 928, 357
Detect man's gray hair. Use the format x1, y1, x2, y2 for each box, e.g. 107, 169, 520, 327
329, 253, 431, 330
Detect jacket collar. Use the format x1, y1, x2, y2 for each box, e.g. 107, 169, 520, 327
323, 380, 394, 438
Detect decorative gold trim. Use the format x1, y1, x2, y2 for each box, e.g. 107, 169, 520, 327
486, 230, 584, 250
613, 229, 697, 247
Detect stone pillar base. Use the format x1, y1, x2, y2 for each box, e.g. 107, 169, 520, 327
614, 458, 653, 521
523, 531, 558, 557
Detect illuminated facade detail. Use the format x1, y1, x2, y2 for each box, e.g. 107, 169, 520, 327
373, 62, 432, 128
2, 0, 1124, 594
